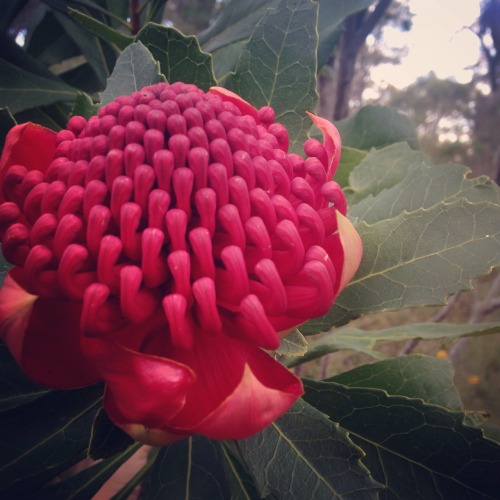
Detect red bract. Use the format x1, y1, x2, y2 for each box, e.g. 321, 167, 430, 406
0, 82, 362, 444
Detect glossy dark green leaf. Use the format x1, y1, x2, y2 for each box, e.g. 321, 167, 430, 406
478, 423, 500, 445
305, 198, 500, 329
0, 344, 50, 412
142, 0, 169, 24
41, 0, 123, 26
335, 105, 419, 151
220, 443, 262, 500
0, 21, 59, 81
99, 41, 165, 105
52, 10, 116, 89
14, 102, 69, 130
144, 436, 233, 499
328, 354, 462, 410
0, 0, 30, 31
35, 443, 141, 500
238, 399, 381, 499
88, 408, 134, 460
0, 58, 78, 114
303, 380, 500, 499
105, 0, 130, 27
135, 23, 216, 91
0, 107, 16, 150
69, 8, 133, 50
232, 0, 319, 153
27, 7, 113, 95
26, 11, 81, 70
0, 385, 103, 497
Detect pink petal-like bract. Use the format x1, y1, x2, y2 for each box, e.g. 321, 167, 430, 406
0, 82, 362, 443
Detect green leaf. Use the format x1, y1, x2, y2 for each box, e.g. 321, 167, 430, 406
0, 385, 103, 497
88, 408, 134, 460
305, 198, 500, 329
298, 322, 500, 353
14, 102, 68, 131
336, 105, 419, 151
144, 436, 233, 499
25, 10, 104, 95
142, 0, 170, 24
200, 0, 374, 79
348, 143, 500, 223
35, 443, 141, 500
328, 354, 463, 410
0, 344, 50, 412
0, 107, 16, 150
336, 146, 367, 189
41, 0, 127, 27
303, 380, 500, 499
0, 0, 30, 31
477, 423, 500, 445
275, 329, 308, 357
25, 10, 73, 63
199, 0, 279, 52
344, 143, 424, 206
210, 40, 246, 86
69, 7, 133, 50
232, 0, 319, 153
238, 399, 381, 499
0, 58, 78, 114
104, 0, 131, 28
135, 23, 216, 91
288, 330, 388, 362
52, 10, 117, 89
71, 91, 98, 119
99, 41, 165, 106
220, 443, 262, 500
0, 19, 60, 81
199, 0, 279, 84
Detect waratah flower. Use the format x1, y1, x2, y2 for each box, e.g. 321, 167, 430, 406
0, 82, 362, 444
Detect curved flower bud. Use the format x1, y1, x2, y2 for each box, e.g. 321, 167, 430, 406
0, 81, 362, 444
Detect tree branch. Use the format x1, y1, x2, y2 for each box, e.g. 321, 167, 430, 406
358, 0, 393, 42
130, 0, 141, 34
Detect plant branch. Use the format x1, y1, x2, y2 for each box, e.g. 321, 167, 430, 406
358, 0, 393, 43
130, 0, 141, 34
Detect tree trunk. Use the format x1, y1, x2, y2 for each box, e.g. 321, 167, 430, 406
332, 0, 393, 120
333, 14, 365, 120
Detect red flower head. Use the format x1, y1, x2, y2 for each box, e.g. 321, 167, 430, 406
0, 83, 362, 444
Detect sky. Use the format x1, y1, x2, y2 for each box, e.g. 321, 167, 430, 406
370, 0, 482, 89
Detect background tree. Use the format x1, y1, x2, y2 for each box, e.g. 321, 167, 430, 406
317, 0, 412, 120
372, 74, 475, 166
479, 0, 500, 91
